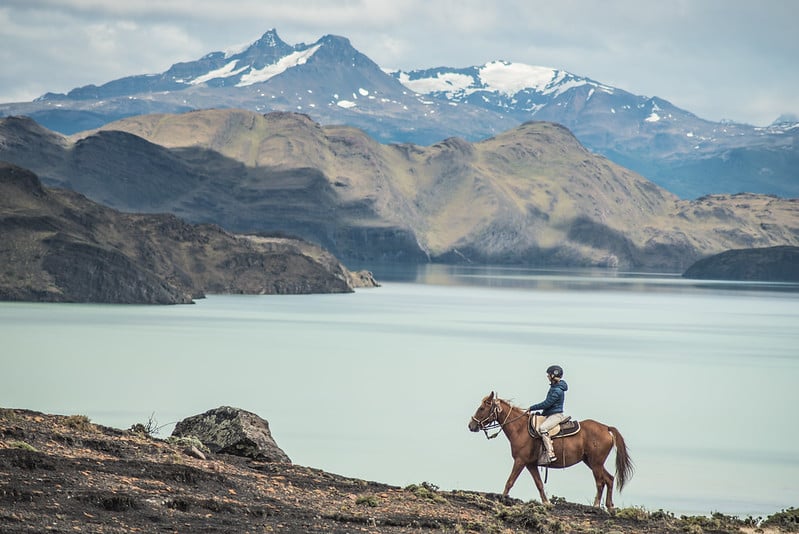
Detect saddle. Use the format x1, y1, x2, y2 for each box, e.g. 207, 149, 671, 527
528, 414, 580, 440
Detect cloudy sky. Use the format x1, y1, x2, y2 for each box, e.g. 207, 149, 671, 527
1, 0, 797, 126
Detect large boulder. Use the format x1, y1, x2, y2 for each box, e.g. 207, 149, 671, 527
171, 406, 291, 463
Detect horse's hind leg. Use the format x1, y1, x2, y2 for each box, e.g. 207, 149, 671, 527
525, 464, 549, 505
585, 461, 613, 508
602, 467, 615, 511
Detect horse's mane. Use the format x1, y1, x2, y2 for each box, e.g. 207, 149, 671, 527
496, 396, 525, 412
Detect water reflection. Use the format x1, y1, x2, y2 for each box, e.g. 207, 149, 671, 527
360, 263, 799, 293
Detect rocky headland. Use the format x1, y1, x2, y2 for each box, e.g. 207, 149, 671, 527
0, 162, 377, 304
683, 245, 799, 282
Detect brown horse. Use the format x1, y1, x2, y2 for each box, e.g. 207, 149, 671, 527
468, 391, 633, 510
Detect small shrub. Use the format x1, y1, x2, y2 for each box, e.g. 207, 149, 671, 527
64, 414, 92, 432
129, 412, 162, 436
649, 509, 676, 521
451, 490, 496, 511
615, 506, 650, 521
495, 501, 562, 532
677, 511, 752, 534
404, 482, 446, 503
355, 495, 379, 507
0, 408, 19, 421
762, 507, 799, 532
9, 440, 38, 452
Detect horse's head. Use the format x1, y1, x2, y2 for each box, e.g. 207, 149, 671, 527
468, 391, 501, 432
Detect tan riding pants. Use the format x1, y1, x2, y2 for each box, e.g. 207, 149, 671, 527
539, 413, 568, 457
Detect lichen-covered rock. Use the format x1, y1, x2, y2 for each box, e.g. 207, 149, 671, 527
171, 406, 291, 463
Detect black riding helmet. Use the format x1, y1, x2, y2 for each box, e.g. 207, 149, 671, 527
546, 365, 564, 378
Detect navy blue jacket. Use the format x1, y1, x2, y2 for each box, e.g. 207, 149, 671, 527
529, 380, 568, 416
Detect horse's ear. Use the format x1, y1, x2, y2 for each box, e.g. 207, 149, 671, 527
489, 391, 495, 400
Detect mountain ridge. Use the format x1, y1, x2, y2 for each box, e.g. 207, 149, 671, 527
2, 110, 797, 271
3, 29, 796, 198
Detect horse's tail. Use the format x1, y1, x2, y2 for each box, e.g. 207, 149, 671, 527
608, 426, 634, 492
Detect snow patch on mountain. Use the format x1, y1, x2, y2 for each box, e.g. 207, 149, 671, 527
237, 44, 322, 86
479, 61, 558, 95
190, 60, 247, 85
397, 71, 474, 95
394, 61, 615, 101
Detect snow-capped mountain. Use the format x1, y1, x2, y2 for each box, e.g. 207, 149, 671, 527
391, 62, 799, 198
391, 61, 613, 115
18, 29, 514, 145
1, 29, 796, 198
47, 30, 386, 105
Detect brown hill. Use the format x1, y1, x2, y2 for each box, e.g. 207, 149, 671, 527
2, 408, 784, 533
683, 245, 799, 282
3, 111, 798, 270
0, 162, 376, 304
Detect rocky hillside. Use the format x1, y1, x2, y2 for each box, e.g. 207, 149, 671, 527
0, 162, 377, 304
683, 246, 799, 282
2, 407, 791, 534
2, 111, 798, 271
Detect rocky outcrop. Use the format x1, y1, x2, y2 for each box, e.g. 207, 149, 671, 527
171, 406, 291, 463
41, 233, 193, 304
0, 162, 378, 304
682, 246, 799, 282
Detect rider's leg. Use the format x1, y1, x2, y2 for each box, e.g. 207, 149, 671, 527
539, 414, 566, 461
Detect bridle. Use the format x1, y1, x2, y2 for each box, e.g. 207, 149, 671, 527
471, 397, 528, 440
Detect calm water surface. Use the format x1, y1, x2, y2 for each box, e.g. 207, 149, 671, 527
2, 266, 797, 518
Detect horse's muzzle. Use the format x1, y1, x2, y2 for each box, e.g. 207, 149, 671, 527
468, 419, 480, 432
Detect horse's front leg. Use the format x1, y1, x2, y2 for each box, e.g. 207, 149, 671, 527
526, 464, 549, 505
502, 458, 526, 497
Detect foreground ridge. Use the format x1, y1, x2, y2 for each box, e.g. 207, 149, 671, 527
1, 408, 787, 533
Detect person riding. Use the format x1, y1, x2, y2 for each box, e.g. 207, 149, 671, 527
529, 364, 568, 463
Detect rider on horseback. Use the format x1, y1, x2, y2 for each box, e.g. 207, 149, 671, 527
529, 364, 568, 464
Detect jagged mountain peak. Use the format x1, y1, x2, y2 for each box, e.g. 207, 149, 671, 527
225, 28, 295, 61
772, 113, 799, 126
253, 28, 284, 48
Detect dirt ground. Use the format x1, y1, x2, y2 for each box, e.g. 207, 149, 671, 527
0, 408, 776, 533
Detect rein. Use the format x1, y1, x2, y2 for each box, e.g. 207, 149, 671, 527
472, 399, 529, 440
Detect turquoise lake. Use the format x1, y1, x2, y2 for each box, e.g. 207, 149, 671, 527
2, 266, 797, 518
